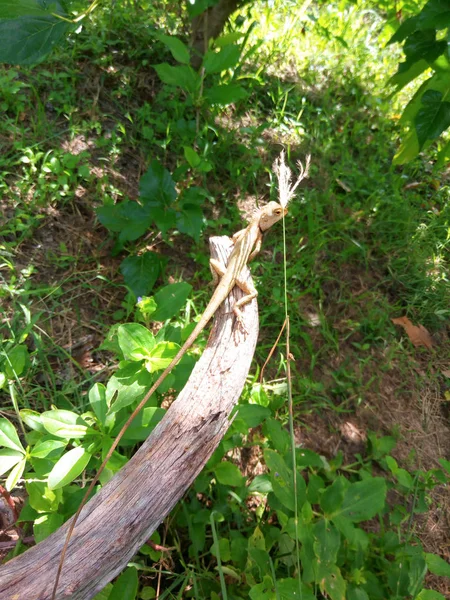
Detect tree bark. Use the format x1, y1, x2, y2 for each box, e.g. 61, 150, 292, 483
190, 0, 250, 68
0, 235, 259, 600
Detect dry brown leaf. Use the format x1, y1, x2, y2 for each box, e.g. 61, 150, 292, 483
391, 316, 433, 350
442, 369, 450, 378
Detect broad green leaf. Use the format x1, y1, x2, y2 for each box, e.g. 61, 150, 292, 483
92, 583, 114, 600
30, 439, 67, 459
416, 590, 446, 599
154, 63, 199, 94
417, 0, 450, 30
139, 159, 177, 206
248, 474, 272, 494
156, 33, 190, 64
144, 341, 178, 373
89, 383, 108, 426
425, 552, 450, 577
393, 128, 420, 164
388, 15, 419, 45
415, 89, 450, 149
20, 408, 45, 432
320, 475, 348, 515
338, 477, 386, 522
277, 579, 315, 600
403, 30, 446, 64
317, 562, 346, 600
48, 446, 92, 490
186, 0, 216, 18
106, 362, 154, 414
40, 410, 91, 439
151, 282, 192, 322
33, 512, 64, 543
176, 186, 207, 240
108, 566, 138, 600
120, 252, 162, 297
439, 457, 450, 474
264, 449, 306, 512
332, 515, 369, 550
26, 480, 62, 512
347, 586, 369, 600
389, 59, 429, 94
263, 418, 290, 454
184, 146, 202, 168
0, 448, 24, 477
97, 201, 152, 242
408, 554, 427, 597
213, 461, 244, 487
0, 0, 70, 65
249, 576, 276, 600
296, 448, 325, 469
203, 45, 241, 74
237, 404, 271, 428
117, 323, 156, 361
210, 537, 231, 561
4, 344, 30, 378
313, 519, 340, 565
0, 417, 25, 452
205, 83, 247, 105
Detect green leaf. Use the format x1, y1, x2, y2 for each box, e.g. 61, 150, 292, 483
120, 252, 162, 298
425, 552, 450, 577
313, 519, 340, 565
48, 446, 92, 490
277, 578, 316, 600
213, 461, 244, 487
415, 89, 450, 149
106, 362, 154, 414
403, 30, 446, 64
176, 187, 207, 241
184, 146, 202, 168
151, 282, 192, 322
317, 562, 346, 600
264, 449, 306, 512
388, 15, 419, 45
320, 475, 348, 516
263, 418, 290, 454
108, 566, 138, 600
210, 537, 231, 562
30, 439, 67, 459
97, 201, 152, 242
0, 372, 5, 389
248, 474, 272, 494
89, 383, 108, 426
156, 33, 190, 64
296, 448, 325, 469
389, 59, 429, 94
416, 590, 446, 600
205, 83, 247, 106
237, 404, 271, 428
0, 417, 25, 452
154, 63, 199, 94
40, 410, 91, 439
203, 45, 241, 74
337, 477, 386, 522
0, 448, 24, 477
119, 406, 165, 442
117, 323, 156, 361
4, 344, 30, 378
347, 585, 369, 600
417, 0, 450, 30
33, 512, 64, 543
0, 0, 70, 65
26, 480, 62, 513
20, 408, 45, 432
439, 458, 450, 474
144, 341, 178, 373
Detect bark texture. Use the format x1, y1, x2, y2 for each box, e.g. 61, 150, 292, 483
0, 236, 259, 600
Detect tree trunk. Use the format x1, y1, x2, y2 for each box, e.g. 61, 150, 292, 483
0, 235, 259, 600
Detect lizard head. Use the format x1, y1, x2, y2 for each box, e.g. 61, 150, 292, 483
259, 201, 287, 231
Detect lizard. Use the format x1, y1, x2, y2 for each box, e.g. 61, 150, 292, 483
51, 200, 287, 599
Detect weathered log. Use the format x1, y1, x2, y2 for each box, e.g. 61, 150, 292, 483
0, 236, 259, 600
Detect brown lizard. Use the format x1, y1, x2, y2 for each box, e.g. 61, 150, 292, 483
52, 200, 287, 599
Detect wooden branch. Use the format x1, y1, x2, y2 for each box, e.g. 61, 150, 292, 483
0, 236, 259, 600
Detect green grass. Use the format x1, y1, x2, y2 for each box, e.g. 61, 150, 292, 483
0, 0, 449, 598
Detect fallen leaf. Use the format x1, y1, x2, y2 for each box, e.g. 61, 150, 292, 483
391, 316, 433, 350
442, 370, 450, 378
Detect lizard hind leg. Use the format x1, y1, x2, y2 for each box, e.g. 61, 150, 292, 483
233, 277, 258, 335
210, 258, 226, 287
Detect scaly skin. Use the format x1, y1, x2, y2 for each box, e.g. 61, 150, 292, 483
52, 201, 287, 599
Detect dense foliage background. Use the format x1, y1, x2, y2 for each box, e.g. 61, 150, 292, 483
0, 1, 449, 598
